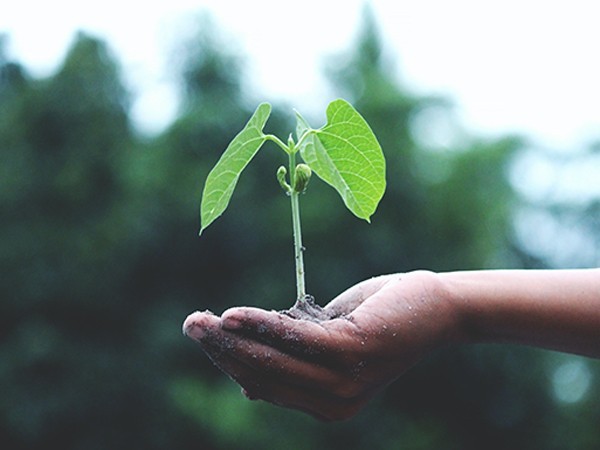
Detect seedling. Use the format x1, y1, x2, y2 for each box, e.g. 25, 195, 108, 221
199, 99, 385, 312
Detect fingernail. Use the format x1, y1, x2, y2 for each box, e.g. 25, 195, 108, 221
183, 323, 205, 341
221, 316, 242, 330
182, 311, 206, 339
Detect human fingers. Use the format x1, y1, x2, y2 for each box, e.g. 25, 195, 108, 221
220, 307, 362, 361
183, 312, 373, 420
241, 375, 375, 422
184, 311, 371, 394
192, 328, 359, 393
182, 310, 221, 338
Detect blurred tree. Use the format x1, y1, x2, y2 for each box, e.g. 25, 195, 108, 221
1, 8, 598, 450
179, 14, 244, 117
512, 146, 600, 269
0, 33, 181, 449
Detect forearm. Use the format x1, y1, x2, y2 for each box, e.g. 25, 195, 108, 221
439, 269, 600, 358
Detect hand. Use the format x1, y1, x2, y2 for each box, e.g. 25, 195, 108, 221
183, 270, 457, 421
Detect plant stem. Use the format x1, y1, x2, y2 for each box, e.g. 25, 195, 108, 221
289, 151, 306, 301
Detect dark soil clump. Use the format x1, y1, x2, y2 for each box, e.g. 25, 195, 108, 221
280, 295, 337, 322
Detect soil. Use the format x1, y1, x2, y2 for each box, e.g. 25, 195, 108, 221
280, 295, 338, 322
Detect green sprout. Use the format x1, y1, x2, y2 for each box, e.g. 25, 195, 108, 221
199, 99, 386, 303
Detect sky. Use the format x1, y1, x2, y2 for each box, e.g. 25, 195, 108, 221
1, 0, 599, 151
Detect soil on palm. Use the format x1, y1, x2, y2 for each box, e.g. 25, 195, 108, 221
280, 295, 337, 322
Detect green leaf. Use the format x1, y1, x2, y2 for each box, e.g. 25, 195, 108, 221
297, 99, 386, 222
199, 103, 271, 235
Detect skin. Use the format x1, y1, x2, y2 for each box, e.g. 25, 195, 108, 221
183, 269, 600, 421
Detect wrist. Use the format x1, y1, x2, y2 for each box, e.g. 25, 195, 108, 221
435, 271, 477, 345
398, 270, 465, 348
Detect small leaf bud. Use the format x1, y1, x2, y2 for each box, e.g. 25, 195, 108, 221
277, 165, 292, 193
287, 133, 295, 149
293, 164, 312, 193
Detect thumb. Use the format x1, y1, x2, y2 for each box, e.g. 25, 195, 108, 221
324, 275, 394, 317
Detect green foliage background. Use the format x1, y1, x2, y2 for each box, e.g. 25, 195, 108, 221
1, 12, 599, 450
